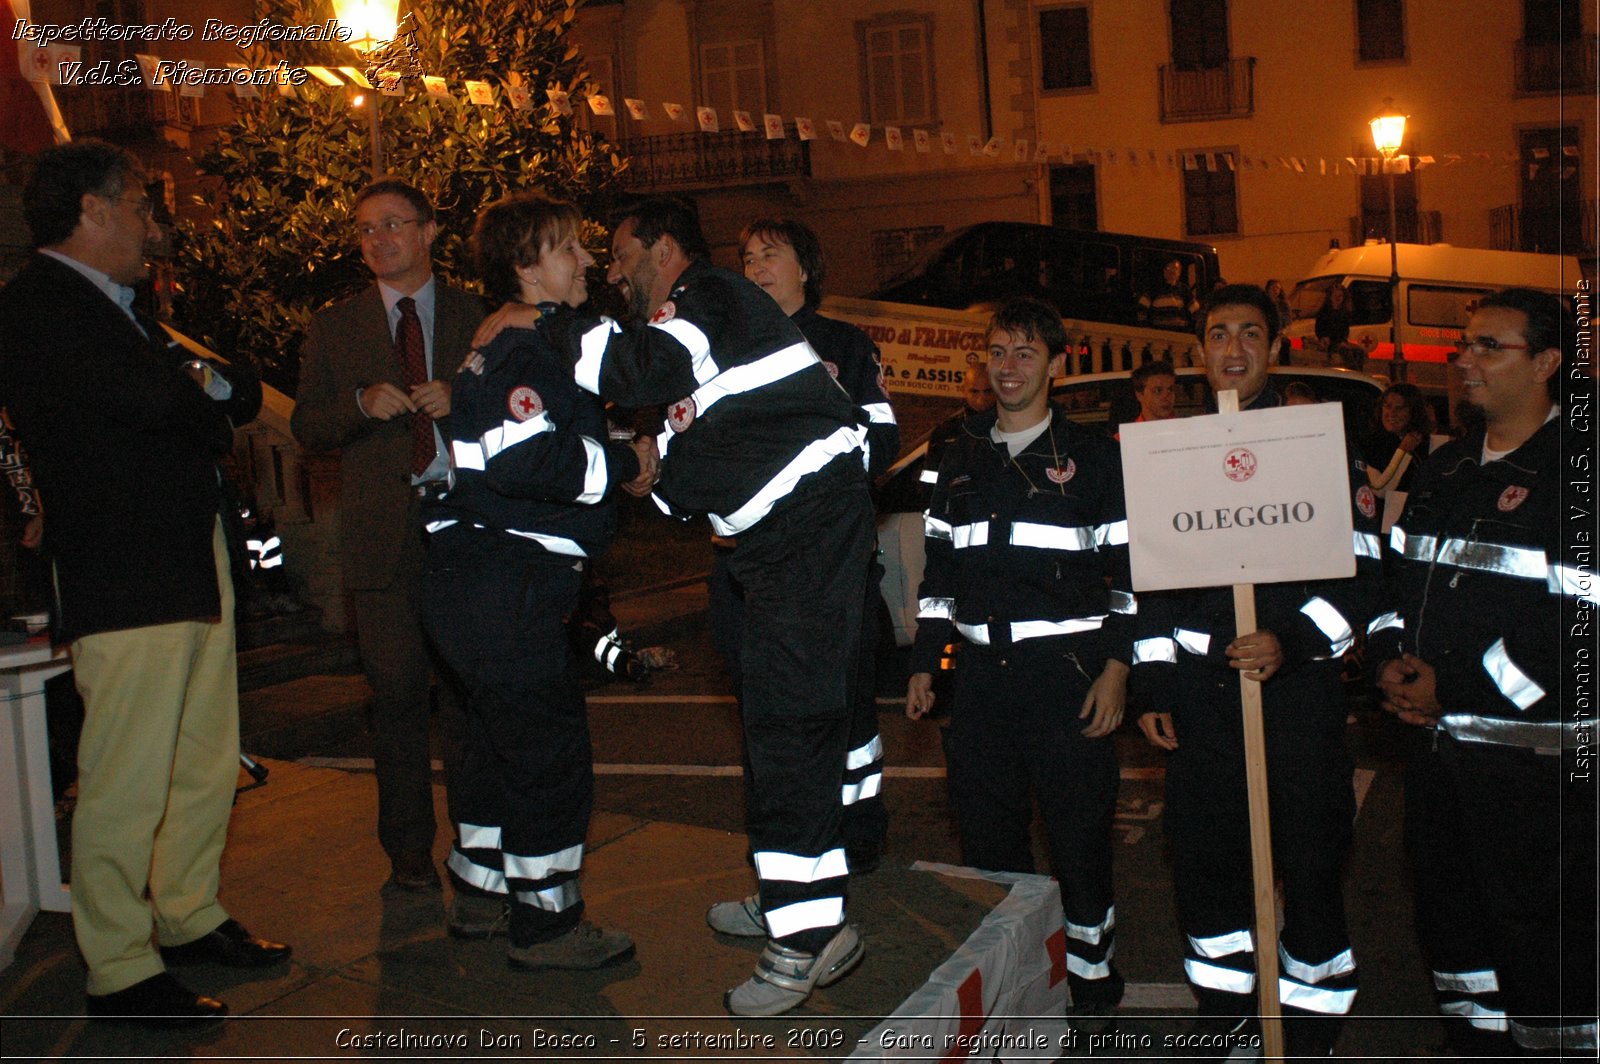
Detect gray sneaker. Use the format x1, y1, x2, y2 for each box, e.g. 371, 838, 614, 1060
448, 893, 510, 940
507, 922, 635, 971
706, 894, 766, 937
724, 924, 863, 1017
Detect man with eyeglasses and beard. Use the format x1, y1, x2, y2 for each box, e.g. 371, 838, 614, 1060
1372, 287, 1597, 1057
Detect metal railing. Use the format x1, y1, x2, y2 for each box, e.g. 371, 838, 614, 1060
1157, 57, 1255, 122
1489, 200, 1597, 255
1515, 35, 1598, 93
1348, 210, 1442, 248
617, 128, 811, 192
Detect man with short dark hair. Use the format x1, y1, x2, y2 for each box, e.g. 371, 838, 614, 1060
1373, 287, 1596, 1056
1130, 359, 1178, 424
0, 139, 279, 1023
907, 296, 1132, 1024
1132, 284, 1380, 1056
293, 178, 481, 893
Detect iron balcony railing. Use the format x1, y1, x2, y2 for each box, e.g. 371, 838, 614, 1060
1157, 57, 1255, 122
1515, 35, 1598, 93
1348, 210, 1442, 249
618, 128, 811, 191
1489, 201, 1597, 255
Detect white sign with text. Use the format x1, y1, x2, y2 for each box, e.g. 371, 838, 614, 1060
1120, 402, 1355, 591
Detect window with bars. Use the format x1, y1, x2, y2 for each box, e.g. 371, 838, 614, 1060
860, 17, 935, 125
700, 39, 765, 117
1182, 150, 1238, 236
1039, 6, 1093, 92
871, 226, 946, 282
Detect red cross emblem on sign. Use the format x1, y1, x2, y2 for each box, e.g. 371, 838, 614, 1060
1223, 447, 1257, 482
507, 386, 543, 421
667, 396, 696, 432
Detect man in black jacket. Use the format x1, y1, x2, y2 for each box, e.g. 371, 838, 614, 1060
0, 140, 282, 1024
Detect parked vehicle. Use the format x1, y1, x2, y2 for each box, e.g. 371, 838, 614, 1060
876, 365, 1386, 648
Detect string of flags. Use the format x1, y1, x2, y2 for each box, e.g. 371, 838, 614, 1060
16, 38, 1580, 180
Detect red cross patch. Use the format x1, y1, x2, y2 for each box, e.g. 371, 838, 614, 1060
1046, 458, 1076, 484
1356, 485, 1377, 519
1498, 485, 1529, 512
649, 300, 677, 325
507, 386, 543, 421
1224, 447, 1257, 482
667, 396, 697, 432
822, 360, 840, 379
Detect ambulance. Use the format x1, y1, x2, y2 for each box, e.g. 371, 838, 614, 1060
1282, 242, 1583, 397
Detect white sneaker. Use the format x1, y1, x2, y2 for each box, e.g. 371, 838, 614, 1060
723, 924, 863, 1016
706, 894, 766, 937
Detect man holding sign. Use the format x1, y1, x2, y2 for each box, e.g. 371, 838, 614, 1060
1129, 286, 1381, 1057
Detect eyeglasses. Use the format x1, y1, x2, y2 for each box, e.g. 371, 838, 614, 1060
1450, 336, 1530, 359
118, 196, 154, 220
357, 218, 422, 238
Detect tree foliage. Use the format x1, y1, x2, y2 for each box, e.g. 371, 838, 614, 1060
172, 0, 623, 388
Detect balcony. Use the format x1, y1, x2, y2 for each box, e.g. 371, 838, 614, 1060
1489, 200, 1596, 255
1515, 35, 1598, 94
1348, 210, 1442, 249
1158, 57, 1254, 122
52, 84, 200, 144
618, 129, 810, 192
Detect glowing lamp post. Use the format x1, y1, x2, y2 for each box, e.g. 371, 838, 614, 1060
332, 0, 400, 178
1370, 99, 1409, 380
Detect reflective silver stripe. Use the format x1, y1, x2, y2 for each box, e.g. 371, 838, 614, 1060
917, 597, 953, 620
958, 617, 1106, 644
1278, 978, 1357, 1015
1439, 713, 1594, 752
1300, 596, 1355, 656
1067, 953, 1113, 979
1108, 590, 1137, 615
1481, 637, 1545, 710
452, 439, 487, 471
1434, 968, 1499, 995
846, 735, 884, 771
668, 343, 817, 442
573, 318, 620, 394
1440, 1000, 1509, 1031
257, 554, 284, 569
1280, 945, 1356, 984
503, 842, 584, 881
753, 848, 849, 883
764, 896, 844, 939
1010, 521, 1096, 551
1189, 930, 1253, 959
925, 514, 953, 540
576, 435, 608, 505
652, 317, 717, 386
862, 401, 896, 424
1354, 531, 1383, 559
1175, 628, 1212, 656
594, 628, 623, 666
841, 773, 882, 805
1367, 611, 1404, 636
504, 528, 587, 558
1185, 958, 1255, 993
1064, 906, 1114, 946
708, 424, 867, 536
1549, 563, 1599, 604
1133, 637, 1178, 664
514, 878, 581, 913
481, 411, 550, 460
447, 848, 507, 894
1436, 537, 1548, 581
1097, 519, 1129, 547
1392, 526, 1440, 562
458, 822, 502, 851
919, 468, 939, 485
952, 521, 991, 549
1511, 1018, 1597, 1050
425, 519, 458, 533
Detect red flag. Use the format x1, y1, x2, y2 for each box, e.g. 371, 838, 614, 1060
1, 0, 68, 151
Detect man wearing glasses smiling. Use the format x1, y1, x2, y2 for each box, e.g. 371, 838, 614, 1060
294, 179, 482, 895
1373, 288, 1596, 1056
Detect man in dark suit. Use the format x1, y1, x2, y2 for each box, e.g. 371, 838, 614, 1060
292, 179, 480, 892
0, 139, 285, 1024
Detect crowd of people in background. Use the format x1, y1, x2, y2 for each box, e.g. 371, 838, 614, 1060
0, 138, 1591, 1054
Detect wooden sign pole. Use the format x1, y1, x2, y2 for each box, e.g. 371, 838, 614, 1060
1218, 389, 1284, 1060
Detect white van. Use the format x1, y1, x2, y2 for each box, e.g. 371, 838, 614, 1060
1282, 243, 1583, 397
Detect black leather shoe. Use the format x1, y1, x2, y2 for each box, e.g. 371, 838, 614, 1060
160, 919, 292, 968
86, 971, 228, 1026
384, 850, 443, 893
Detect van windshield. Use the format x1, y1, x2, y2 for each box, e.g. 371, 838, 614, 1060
1290, 277, 1392, 325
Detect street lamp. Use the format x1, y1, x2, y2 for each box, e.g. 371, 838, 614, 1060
1370, 98, 1408, 380
331, 0, 400, 178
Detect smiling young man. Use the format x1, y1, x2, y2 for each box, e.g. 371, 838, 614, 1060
1132, 284, 1381, 1057
1371, 288, 1596, 1056
906, 297, 1133, 1027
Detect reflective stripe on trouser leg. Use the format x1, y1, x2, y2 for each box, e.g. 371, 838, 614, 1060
730, 467, 872, 951
841, 556, 889, 861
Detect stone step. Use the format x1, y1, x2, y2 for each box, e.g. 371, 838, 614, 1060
238, 634, 359, 693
